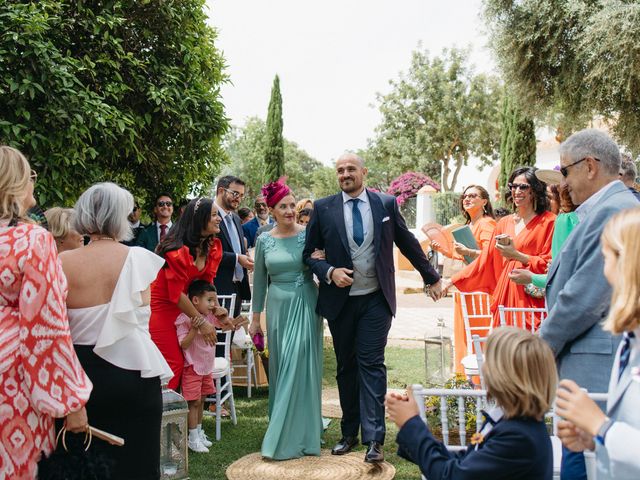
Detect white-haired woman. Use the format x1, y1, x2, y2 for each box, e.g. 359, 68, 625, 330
0, 146, 91, 478
61, 182, 173, 479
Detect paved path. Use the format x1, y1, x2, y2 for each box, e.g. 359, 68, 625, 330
323, 270, 455, 343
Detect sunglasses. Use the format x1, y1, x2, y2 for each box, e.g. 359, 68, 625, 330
508, 183, 531, 191
462, 193, 480, 200
30, 169, 37, 183
560, 157, 600, 177
157, 201, 173, 207
224, 188, 244, 200
255, 202, 267, 208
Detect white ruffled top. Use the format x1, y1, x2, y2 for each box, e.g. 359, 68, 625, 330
68, 247, 173, 381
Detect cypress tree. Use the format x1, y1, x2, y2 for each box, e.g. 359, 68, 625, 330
499, 96, 537, 192
264, 75, 285, 181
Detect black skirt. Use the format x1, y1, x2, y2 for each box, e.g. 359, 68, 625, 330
75, 345, 162, 480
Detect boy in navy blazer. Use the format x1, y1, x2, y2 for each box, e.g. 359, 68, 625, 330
387, 328, 555, 480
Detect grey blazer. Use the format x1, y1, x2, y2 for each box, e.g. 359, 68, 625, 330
595, 334, 640, 479
540, 181, 638, 392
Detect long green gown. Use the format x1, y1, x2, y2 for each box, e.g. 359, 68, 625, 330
251, 229, 323, 460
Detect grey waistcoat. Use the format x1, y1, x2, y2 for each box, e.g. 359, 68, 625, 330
347, 225, 379, 296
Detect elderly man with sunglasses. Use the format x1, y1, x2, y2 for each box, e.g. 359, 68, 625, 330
136, 192, 174, 252
539, 129, 639, 480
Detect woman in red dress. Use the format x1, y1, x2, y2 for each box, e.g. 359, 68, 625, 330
0, 146, 92, 479
150, 198, 224, 390
443, 167, 555, 330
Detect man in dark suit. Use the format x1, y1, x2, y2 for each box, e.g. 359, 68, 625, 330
136, 192, 173, 252
214, 176, 253, 317
242, 195, 273, 248
303, 153, 442, 463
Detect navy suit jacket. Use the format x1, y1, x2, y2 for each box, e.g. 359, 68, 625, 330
214, 212, 251, 302
397, 415, 552, 480
242, 216, 272, 248
303, 189, 439, 321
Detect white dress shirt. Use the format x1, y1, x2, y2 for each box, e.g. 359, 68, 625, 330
342, 189, 372, 241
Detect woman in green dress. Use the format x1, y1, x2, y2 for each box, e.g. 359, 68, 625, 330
249, 178, 323, 460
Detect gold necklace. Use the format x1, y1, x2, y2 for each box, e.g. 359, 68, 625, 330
90, 236, 115, 242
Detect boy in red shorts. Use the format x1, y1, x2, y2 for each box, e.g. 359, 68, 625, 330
176, 280, 226, 453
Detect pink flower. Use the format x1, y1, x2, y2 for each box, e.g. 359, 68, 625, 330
386, 172, 440, 205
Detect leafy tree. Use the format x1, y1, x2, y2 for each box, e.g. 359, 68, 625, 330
264, 75, 284, 181
310, 166, 338, 199
370, 47, 502, 192
0, 1, 227, 206
483, 0, 640, 153
222, 117, 323, 201
499, 95, 537, 190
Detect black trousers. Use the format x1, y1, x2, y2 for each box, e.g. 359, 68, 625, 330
75, 345, 162, 480
327, 290, 392, 445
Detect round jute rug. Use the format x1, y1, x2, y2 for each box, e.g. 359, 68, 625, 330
226, 451, 396, 480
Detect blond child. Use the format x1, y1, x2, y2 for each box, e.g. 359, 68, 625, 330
386, 327, 557, 480
556, 207, 640, 479
175, 280, 227, 453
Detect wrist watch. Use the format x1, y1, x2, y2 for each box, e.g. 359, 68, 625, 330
595, 417, 614, 445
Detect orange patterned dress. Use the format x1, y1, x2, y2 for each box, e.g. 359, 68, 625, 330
0, 223, 92, 479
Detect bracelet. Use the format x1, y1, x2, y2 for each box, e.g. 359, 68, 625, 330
595, 417, 614, 445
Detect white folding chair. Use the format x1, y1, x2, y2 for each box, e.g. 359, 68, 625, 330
498, 305, 547, 333
205, 294, 238, 440
458, 292, 492, 384
471, 334, 488, 390
230, 301, 258, 398
410, 384, 608, 480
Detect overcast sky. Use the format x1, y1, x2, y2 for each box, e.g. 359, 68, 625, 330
206, 0, 496, 166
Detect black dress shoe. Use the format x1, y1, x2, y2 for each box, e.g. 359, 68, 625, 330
331, 436, 359, 455
364, 441, 384, 463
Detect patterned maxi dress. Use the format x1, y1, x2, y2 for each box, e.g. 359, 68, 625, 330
0, 223, 92, 479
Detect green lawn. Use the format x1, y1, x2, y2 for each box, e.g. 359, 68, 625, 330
190, 341, 445, 479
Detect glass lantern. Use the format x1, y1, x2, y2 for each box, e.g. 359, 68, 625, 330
160, 386, 189, 479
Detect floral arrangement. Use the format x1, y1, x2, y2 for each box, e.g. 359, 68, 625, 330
386, 172, 440, 206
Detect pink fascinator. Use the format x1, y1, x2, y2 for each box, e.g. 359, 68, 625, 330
261, 177, 291, 208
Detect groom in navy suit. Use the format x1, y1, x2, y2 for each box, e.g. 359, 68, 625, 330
304, 152, 442, 463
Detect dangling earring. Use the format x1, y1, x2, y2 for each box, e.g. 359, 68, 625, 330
533, 197, 537, 212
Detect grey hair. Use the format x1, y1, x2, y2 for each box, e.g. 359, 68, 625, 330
73, 182, 133, 241
559, 129, 621, 177
620, 154, 637, 183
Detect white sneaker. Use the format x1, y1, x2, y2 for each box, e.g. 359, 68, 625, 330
199, 429, 213, 447
188, 438, 210, 453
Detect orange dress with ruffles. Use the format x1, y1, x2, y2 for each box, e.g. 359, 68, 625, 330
150, 239, 222, 390
452, 211, 555, 332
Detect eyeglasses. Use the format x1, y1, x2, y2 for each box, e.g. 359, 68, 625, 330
225, 188, 244, 200
30, 169, 37, 183
255, 202, 267, 208
560, 157, 600, 177
508, 183, 531, 191
462, 193, 480, 200
157, 201, 173, 207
